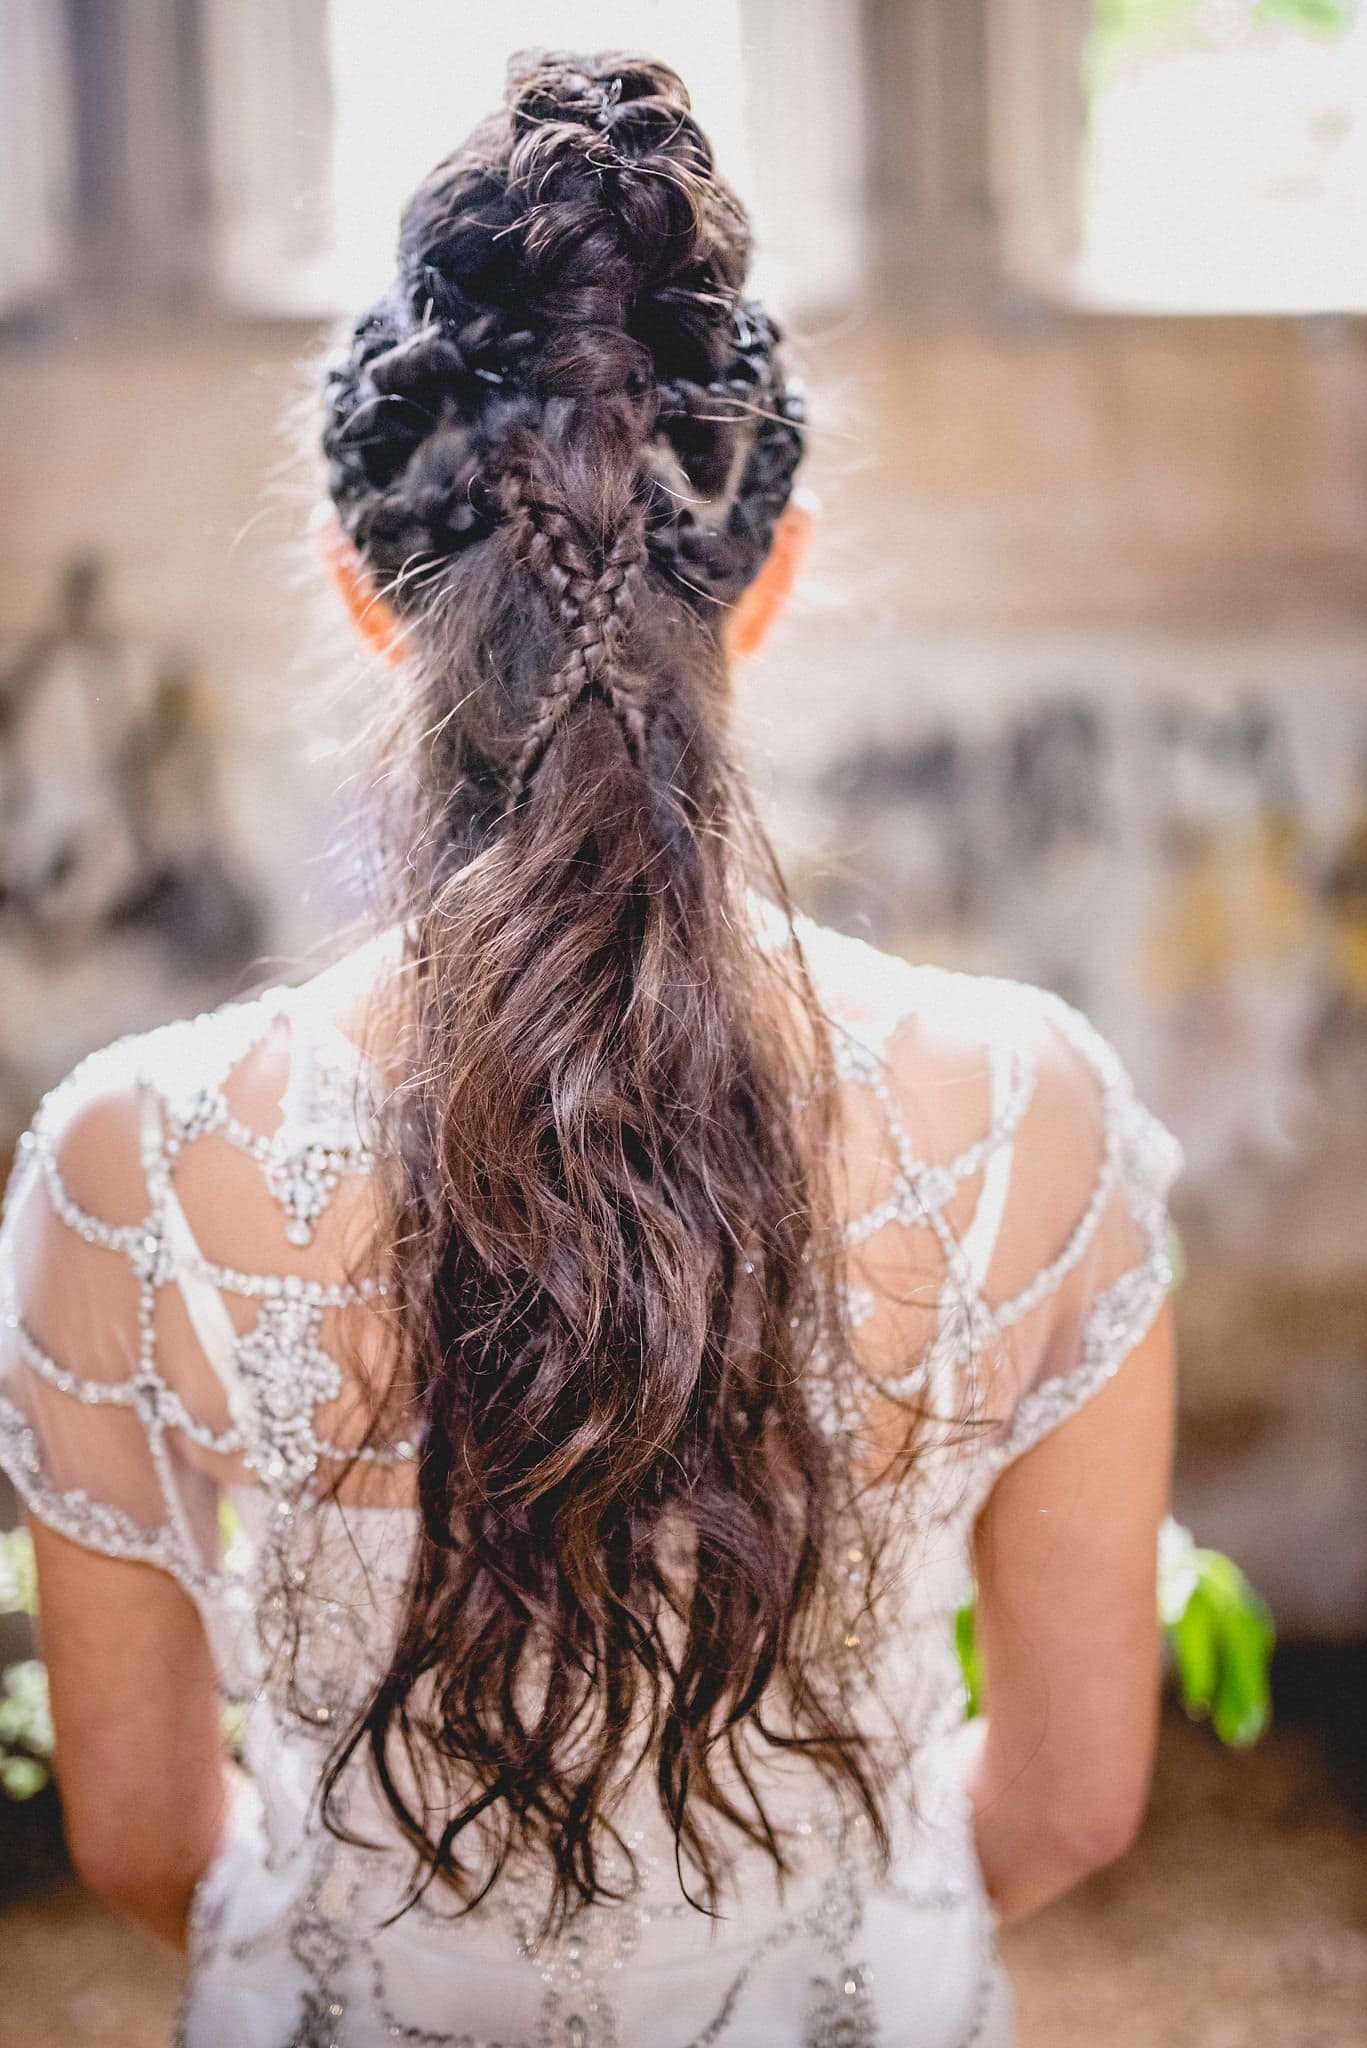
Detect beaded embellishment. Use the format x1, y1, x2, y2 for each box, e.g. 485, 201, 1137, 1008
234, 1297, 344, 1489
1, 937, 1181, 2048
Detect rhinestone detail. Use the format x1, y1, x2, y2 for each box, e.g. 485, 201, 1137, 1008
1, 936, 1181, 2048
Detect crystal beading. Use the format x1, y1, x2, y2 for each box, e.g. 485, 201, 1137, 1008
1, 937, 1182, 2048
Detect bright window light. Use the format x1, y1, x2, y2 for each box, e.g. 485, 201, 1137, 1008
323, 1, 749, 312
1076, 0, 1367, 312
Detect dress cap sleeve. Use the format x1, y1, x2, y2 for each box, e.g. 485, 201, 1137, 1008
0, 1040, 222, 1593
970, 989, 1183, 1478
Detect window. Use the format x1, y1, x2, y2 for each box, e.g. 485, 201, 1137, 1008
1077, 0, 1367, 312
0, 0, 866, 325
207, 0, 863, 319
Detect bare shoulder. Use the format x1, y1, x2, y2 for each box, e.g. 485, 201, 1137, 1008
9, 923, 405, 1248
795, 912, 1108, 1099
9, 988, 287, 1217
789, 916, 1170, 1238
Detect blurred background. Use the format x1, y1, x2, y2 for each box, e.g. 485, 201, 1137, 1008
0, 1, 1363, 2042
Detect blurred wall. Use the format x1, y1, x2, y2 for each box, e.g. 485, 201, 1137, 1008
0, 323, 349, 1108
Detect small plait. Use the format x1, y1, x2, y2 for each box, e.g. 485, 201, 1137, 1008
499, 464, 649, 800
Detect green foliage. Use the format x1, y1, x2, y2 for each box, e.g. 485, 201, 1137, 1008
1254, 0, 1359, 30
955, 1516, 1274, 1749
0, 1525, 37, 1616
954, 1601, 983, 1719
0, 1528, 51, 1796
1090, 0, 1358, 78
1159, 1518, 1276, 1746
0, 1658, 52, 1800
1094, 0, 1215, 61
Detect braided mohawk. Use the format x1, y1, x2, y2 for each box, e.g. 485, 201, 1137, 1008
323, 48, 804, 802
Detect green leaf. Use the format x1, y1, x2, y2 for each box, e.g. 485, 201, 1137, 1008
1172, 1586, 1220, 1712
1162, 1531, 1275, 1748
954, 1601, 983, 1719
1210, 1582, 1275, 1748
0, 1526, 37, 1616
0, 1754, 49, 1801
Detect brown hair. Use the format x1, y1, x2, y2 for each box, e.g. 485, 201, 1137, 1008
319, 48, 883, 1926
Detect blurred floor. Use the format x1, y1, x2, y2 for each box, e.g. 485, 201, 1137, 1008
1006, 1690, 1366, 2048
0, 1694, 1361, 2048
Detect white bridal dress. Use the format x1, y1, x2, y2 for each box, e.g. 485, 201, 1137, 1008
0, 912, 1181, 2048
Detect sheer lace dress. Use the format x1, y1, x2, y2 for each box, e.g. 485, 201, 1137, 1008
0, 913, 1181, 2048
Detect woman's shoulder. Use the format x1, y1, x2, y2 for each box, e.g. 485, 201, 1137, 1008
14, 985, 285, 1152
794, 911, 1109, 1084
793, 913, 1181, 1210
11, 923, 399, 1205
3, 988, 310, 1272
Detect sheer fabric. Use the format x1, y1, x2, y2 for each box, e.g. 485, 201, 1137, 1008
0, 914, 1181, 2048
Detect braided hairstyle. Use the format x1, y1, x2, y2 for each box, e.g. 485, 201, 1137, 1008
319, 50, 880, 1928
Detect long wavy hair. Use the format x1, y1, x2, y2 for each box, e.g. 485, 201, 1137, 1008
317, 49, 888, 1927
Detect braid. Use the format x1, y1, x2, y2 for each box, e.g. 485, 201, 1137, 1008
500, 464, 648, 799
322, 50, 804, 808
646, 310, 806, 608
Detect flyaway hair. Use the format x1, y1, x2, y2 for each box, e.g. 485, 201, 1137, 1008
318, 48, 891, 1930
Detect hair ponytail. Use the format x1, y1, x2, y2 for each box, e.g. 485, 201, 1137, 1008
319, 49, 883, 1926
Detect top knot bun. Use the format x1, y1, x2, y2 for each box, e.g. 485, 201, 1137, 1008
503, 51, 746, 317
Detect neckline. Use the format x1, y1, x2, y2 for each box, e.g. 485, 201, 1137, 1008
266, 895, 812, 1090
263, 923, 410, 1086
